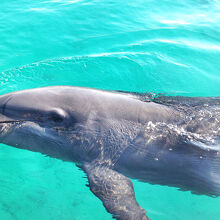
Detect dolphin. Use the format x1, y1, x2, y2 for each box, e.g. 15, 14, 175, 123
0, 86, 220, 220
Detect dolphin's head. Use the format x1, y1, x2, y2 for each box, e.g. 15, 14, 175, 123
0, 86, 99, 162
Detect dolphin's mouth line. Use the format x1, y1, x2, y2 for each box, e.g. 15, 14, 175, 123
0, 119, 66, 132
0, 119, 39, 124
0, 120, 26, 124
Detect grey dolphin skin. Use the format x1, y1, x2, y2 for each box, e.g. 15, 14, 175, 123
0, 86, 220, 220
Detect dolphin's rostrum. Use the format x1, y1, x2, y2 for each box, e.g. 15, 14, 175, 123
0, 86, 220, 220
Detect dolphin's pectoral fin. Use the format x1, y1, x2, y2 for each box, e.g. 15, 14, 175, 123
83, 163, 149, 220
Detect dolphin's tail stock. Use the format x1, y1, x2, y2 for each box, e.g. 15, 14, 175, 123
129, 134, 220, 197
183, 140, 220, 197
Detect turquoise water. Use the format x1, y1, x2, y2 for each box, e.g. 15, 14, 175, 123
0, 0, 220, 219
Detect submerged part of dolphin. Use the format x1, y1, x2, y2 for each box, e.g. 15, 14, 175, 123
0, 86, 220, 219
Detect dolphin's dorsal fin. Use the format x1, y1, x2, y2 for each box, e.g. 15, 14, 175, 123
83, 163, 150, 220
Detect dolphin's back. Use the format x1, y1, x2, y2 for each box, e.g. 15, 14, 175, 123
117, 93, 220, 197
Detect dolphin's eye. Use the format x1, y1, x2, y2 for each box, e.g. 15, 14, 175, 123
50, 113, 64, 122
47, 109, 66, 123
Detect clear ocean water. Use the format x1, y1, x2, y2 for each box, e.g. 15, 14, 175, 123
0, 0, 220, 219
